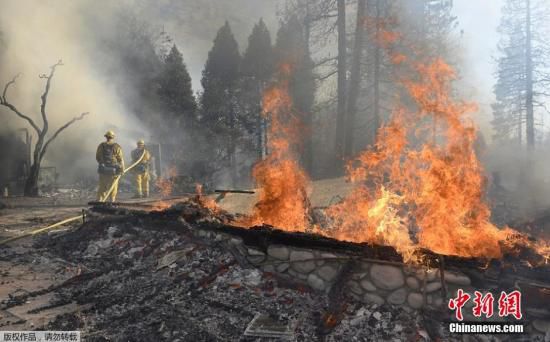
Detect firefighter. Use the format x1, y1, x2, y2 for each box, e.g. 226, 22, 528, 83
96, 130, 124, 202
131, 139, 151, 198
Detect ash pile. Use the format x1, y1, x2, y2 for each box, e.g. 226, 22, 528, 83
1, 200, 538, 341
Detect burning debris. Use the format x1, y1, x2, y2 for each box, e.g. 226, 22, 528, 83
1, 1, 550, 341
231, 36, 550, 268
1, 199, 549, 340
239, 64, 313, 232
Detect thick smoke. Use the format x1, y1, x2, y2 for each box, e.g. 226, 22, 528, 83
0, 1, 142, 183
0, 0, 279, 184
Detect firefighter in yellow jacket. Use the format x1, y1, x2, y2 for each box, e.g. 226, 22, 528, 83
131, 139, 152, 198
96, 130, 125, 202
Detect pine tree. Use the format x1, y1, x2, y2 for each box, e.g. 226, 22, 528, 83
157, 44, 197, 132
275, 16, 315, 174
242, 19, 274, 83
492, 0, 550, 148
200, 21, 242, 184
241, 19, 274, 160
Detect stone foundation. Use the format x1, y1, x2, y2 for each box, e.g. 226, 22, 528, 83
193, 226, 550, 338
195, 228, 470, 311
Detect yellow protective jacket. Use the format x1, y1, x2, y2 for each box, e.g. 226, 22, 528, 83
96, 142, 125, 170
131, 148, 151, 172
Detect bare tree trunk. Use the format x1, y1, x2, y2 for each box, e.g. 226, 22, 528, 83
344, 0, 367, 158
25, 162, 41, 196
372, 0, 381, 143
1, 61, 88, 197
525, 0, 534, 149
303, 0, 313, 176
229, 98, 238, 186
518, 106, 523, 146
257, 82, 264, 161
23, 113, 47, 196
334, 0, 347, 165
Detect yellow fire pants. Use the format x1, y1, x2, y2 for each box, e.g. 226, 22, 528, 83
134, 172, 149, 197
97, 173, 119, 202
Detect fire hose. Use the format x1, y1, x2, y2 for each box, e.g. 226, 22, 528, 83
0, 151, 147, 245
0, 215, 83, 245
98, 150, 146, 202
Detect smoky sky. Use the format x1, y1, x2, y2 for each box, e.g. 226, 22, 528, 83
0, 0, 280, 182
0, 0, 508, 183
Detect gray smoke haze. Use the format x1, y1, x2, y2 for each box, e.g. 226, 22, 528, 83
0, 0, 281, 183
0, 1, 143, 182
1, 0, 543, 217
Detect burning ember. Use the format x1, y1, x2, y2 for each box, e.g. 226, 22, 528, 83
195, 183, 222, 214
150, 166, 178, 211
155, 166, 178, 198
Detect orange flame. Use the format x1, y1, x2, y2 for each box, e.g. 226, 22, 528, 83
323, 27, 514, 259
231, 20, 550, 264
155, 166, 177, 198
150, 166, 178, 211
195, 183, 221, 214
240, 64, 311, 231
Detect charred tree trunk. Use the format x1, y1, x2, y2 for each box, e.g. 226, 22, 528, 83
372, 0, 381, 143
0, 61, 88, 197
334, 0, 347, 166
302, 1, 314, 176
257, 82, 263, 161
229, 98, 238, 186
344, 0, 367, 158
525, 0, 534, 149
24, 131, 45, 196
24, 162, 41, 196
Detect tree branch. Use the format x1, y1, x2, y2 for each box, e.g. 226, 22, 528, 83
40, 112, 89, 161
2, 73, 21, 102
39, 60, 64, 136
0, 74, 41, 134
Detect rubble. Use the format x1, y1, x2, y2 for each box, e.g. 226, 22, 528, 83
0, 200, 548, 341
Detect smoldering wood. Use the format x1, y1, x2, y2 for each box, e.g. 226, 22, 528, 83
88, 201, 550, 287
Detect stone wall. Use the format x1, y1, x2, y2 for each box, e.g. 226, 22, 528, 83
194, 228, 471, 311
193, 227, 550, 337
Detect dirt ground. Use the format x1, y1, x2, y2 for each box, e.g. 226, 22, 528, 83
0, 178, 354, 334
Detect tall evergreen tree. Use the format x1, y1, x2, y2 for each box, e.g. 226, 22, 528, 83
241, 19, 274, 160
200, 21, 242, 184
157, 44, 197, 132
275, 16, 315, 174
492, 0, 550, 148
242, 19, 274, 83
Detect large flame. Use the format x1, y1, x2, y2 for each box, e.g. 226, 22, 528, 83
240, 64, 311, 231
229, 22, 549, 264
325, 59, 514, 259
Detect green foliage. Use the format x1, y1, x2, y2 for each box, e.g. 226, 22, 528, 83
157, 44, 197, 131
242, 18, 274, 83
200, 21, 241, 131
